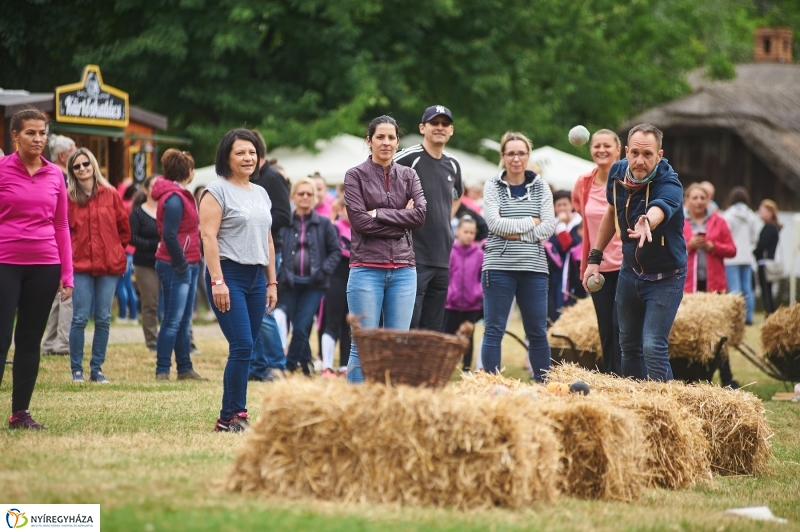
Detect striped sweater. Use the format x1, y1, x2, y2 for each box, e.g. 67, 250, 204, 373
482, 170, 555, 272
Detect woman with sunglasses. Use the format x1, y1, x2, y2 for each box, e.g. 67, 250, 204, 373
67, 148, 130, 384
0, 108, 73, 429
481, 132, 555, 382
278, 177, 340, 375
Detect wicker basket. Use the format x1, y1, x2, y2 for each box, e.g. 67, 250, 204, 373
349, 315, 473, 388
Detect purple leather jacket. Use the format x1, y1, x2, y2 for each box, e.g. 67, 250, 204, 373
344, 157, 427, 266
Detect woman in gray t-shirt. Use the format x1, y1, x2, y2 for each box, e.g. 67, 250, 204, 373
199, 128, 278, 433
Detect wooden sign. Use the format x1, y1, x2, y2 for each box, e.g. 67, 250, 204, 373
55, 65, 129, 127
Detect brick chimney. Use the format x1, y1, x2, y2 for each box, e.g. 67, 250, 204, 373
754, 28, 793, 63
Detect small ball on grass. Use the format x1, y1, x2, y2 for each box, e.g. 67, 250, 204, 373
546, 382, 570, 396
568, 125, 591, 147
569, 381, 590, 395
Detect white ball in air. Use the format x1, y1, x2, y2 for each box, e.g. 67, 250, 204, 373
568, 125, 591, 147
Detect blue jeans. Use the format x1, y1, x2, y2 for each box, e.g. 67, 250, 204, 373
251, 252, 285, 376
346, 266, 416, 384
725, 265, 754, 324
70, 273, 119, 374
116, 253, 138, 319
283, 283, 326, 374
481, 270, 550, 382
207, 260, 266, 419
616, 264, 685, 381
155, 260, 199, 375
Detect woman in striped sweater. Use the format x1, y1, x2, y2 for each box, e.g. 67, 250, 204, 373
481, 132, 555, 381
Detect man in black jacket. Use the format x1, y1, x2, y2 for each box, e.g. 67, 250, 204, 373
249, 130, 292, 381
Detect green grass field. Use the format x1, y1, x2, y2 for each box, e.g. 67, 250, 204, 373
2, 317, 799, 532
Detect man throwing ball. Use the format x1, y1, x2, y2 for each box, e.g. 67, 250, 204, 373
583, 123, 686, 381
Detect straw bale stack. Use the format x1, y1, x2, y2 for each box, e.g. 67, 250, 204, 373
668, 293, 746, 362
532, 399, 645, 501
451, 373, 646, 501
547, 293, 746, 364
227, 380, 561, 509
761, 304, 800, 358
547, 364, 772, 477
547, 298, 603, 356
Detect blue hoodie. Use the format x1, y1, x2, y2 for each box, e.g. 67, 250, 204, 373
606, 158, 687, 275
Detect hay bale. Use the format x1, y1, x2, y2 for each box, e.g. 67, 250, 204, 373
547, 364, 773, 477
227, 380, 561, 509
450, 372, 646, 501
547, 293, 746, 364
761, 303, 800, 357
533, 398, 645, 501
669, 293, 746, 363
547, 298, 603, 356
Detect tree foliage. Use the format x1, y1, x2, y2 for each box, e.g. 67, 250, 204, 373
1, 0, 798, 165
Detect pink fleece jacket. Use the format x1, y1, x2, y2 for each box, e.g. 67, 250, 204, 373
0, 152, 74, 287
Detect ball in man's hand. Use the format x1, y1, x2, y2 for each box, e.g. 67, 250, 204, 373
568, 125, 591, 146
587, 273, 605, 293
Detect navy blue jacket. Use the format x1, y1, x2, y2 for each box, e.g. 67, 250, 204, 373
279, 211, 341, 290
606, 158, 687, 274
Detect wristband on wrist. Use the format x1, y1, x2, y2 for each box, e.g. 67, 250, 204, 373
267, 281, 279, 286
211, 279, 225, 286
587, 248, 604, 265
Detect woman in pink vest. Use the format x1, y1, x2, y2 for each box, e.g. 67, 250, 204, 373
152, 149, 205, 381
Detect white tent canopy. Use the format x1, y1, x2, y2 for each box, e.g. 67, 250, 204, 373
191, 135, 595, 193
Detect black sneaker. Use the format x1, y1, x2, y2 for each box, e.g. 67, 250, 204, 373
9, 410, 47, 430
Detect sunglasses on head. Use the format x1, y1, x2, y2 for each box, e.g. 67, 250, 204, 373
72, 161, 92, 171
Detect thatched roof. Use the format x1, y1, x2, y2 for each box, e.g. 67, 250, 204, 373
620, 64, 800, 195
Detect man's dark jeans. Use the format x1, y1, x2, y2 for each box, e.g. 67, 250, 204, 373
616, 264, 685, 382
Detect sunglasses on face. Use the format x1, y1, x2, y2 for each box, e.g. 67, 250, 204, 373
428, 120, 452, 127
72, 161, 92, 171
295, 192, 314, 197
503, 152, 529, 159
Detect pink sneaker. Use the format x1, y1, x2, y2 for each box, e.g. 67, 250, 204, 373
321, 368, 338, 379
9, 410, 46, 430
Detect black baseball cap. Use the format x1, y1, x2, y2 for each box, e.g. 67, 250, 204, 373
421, 105, 453, 124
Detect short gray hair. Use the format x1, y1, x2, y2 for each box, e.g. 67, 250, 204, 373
627, 123, 663, 149
49, 135, 76, 159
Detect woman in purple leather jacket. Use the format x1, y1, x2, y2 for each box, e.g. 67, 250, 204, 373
343, 115, 427, 384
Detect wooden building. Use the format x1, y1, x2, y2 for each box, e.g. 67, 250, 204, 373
0, 65, 184, 185
619, 29, 800, 211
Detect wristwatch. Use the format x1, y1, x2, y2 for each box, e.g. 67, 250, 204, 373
370, 210, 377, 218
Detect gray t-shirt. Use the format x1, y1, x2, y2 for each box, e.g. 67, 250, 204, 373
203, 177, 272, 265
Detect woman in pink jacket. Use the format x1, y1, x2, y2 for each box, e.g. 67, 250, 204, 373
0, 108, 73, 430
683, 183, 736, 294
683, 182, 738, 388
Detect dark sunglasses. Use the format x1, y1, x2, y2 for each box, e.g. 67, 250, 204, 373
427, 120, 453, 127
72, 161, 92, 171
295, 191, 314, 197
